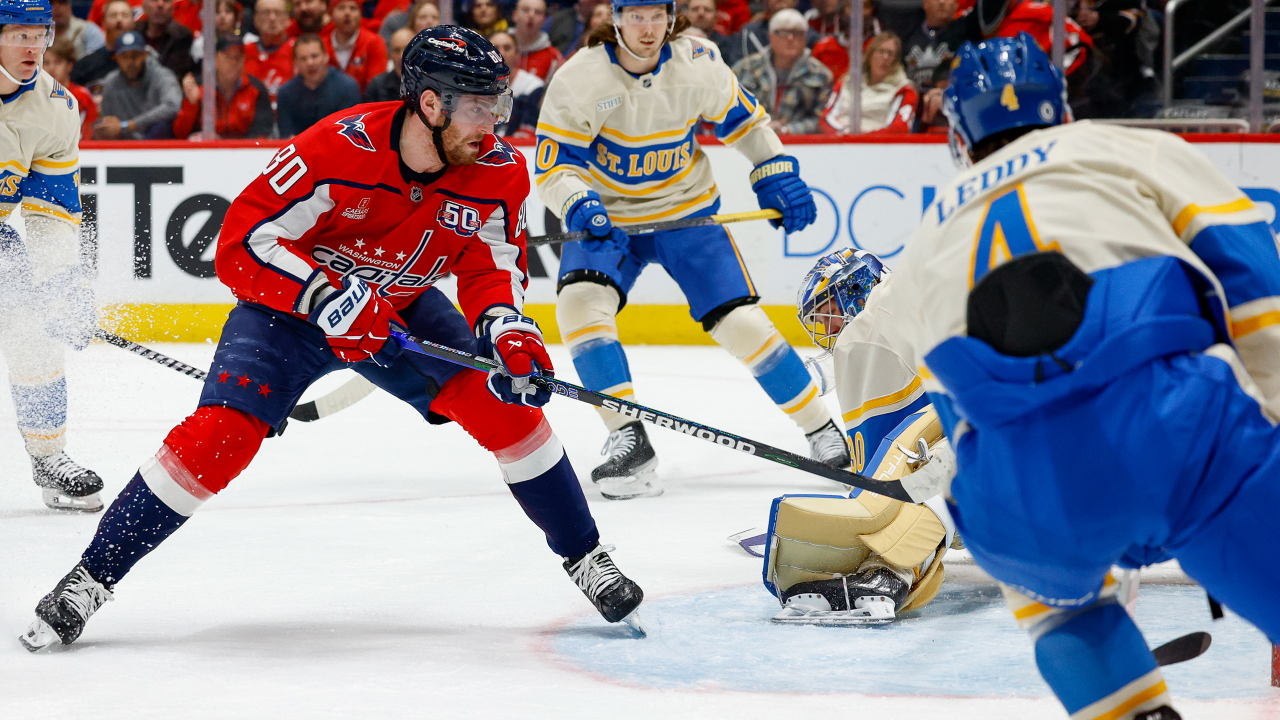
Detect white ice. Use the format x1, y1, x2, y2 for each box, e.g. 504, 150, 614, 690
0, 343, 1277, 719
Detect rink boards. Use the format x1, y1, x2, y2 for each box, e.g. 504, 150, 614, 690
72, 135, 1280, 343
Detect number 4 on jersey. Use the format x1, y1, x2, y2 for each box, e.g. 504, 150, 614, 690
970, 183, 1060, 287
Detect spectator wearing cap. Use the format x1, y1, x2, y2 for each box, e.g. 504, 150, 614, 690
684, 0, 729, 56
820, 31, 916, 134
72, 0, 137, 90
378, 0, 439, 44
488, 30, 541, 139
511, 0, 561, 81
136, 0, 196, 79
363, 26, 411, 102
324, 0, 388, 93
44, 39, 97, 140
733, 9, 832, 135
288, 0, 329, 36
51, 0, 106, 60
245, 0, 296, 99
276, 33, 360, 136
174, 34, 274, 138
188, 0, 241, 64
95, 30, 184, 138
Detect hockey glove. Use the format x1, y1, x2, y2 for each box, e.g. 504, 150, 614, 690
564, 190, 629, 254
308, 276, 402, 363
477, 312, 554, 407
750, 155, 817, 234
38, 266, 97, 351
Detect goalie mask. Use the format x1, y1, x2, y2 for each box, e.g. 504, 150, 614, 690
797, 248, 888, 351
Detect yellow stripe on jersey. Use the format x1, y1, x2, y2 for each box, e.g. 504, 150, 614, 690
1086, 681, 1168, 720
1231, 308, 1280, 338
599, 119, 698, 143
32, 157, 77, 170
534, 165, 588, 186
536, 122, 593, 144
610, 186, 718, 224
1171, 197, 1255, 237
0, 159, 29, 174
842, 377, 924, 425
21, 201, 79, 223
588, 161, 699, 196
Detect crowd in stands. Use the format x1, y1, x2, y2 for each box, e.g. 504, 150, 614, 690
53, 0, 1158, 140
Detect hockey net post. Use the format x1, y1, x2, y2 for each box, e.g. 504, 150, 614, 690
1272, 644, 1279, 687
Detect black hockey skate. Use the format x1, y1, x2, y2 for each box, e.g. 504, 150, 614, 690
591, 421, 661, 500
19, 562, 113, 652
1135, 707, 1181, 720
806, 419, 852, 473
564, 543, 645, 636
773, 565, 910, 626
31, 451, 104, 512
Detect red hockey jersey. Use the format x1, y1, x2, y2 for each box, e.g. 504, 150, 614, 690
216, 102, 531, 328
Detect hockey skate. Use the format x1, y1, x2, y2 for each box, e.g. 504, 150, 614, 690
31, 451, 104, 512
772, 565, 909, 626
564, 543, 646, 637
806, 420, 852, 473
19, 562, 113, 652
592, 421, 661, 500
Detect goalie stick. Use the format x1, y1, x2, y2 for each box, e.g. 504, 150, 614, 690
93, 330, 371, 422
390, 330, 918, 502
527, 209, 783, 248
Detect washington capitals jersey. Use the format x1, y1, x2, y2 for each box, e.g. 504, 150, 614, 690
882, 121, 1280, 413
535, 36, 783, 226
216, 103, 531, 327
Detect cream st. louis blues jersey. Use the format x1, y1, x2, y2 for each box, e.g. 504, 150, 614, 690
0, 70, 83, 282
881, 120, 1280, 415
534, 35, 783, 225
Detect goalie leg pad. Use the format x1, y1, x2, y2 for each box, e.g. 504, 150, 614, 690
557, 281, 635, 432
708, 303, 827, 433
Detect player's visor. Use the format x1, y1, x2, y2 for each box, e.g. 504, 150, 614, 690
615, 7, 670, 27
449, 92, 513, 125
0, 26, 54, 49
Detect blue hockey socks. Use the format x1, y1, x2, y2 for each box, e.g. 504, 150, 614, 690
507, 452, 600, 558
81, 473, 188, 586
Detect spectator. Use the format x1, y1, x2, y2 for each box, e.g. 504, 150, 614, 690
276, 33, 360, 136
511, 0, 561, 80
362, 25, 411, 102
136, 0, 196, 79
324, 0, 388, 93
358, 0, 409, 35
563, 1, 609, 57
88, 0, 142, 29
174, 34, 274, 138
547, 0, 601, 54
72, 0, 137, 90
733, 9, 833, 135
489, 30, 542, 138
44, 39, 97, 140
714, 0, 751, 37
288, 0, 328, 35
1074, 0, 1151, 117
820, 31, 916, 134
380, 0, 439, 42
959, 0, 1093, 80
171, 0, 208, 34
94, 30, 183, 139
245, 0, 296, 99
188, 0, 242, 63
903, 0, 962, 89
52, 0, 106, 60
684, 0, 729, 54
722, 0, 812, 69
810, 0, 881, 79
468, 0, 509, 37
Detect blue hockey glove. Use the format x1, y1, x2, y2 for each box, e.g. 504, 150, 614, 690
750, 155, 817, 233
564, 190, 629, 254
477, 312, 554, 407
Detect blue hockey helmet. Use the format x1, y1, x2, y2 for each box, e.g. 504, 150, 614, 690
942, 32, 1068, 167
400, 26, 512, 124
0, 0, 52, 29
796, 248, 889, 351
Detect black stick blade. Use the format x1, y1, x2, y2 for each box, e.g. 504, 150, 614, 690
1153, 631, 1212, 667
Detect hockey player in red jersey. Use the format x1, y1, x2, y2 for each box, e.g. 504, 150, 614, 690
19, 26, 645, 652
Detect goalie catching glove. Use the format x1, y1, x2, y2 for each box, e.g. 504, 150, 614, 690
750, 155, 817, 234
304, 274, 402, 363
477, 311, 555, 407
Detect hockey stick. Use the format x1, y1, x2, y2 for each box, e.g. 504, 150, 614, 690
527, 209, 783, 248
390, 330, 917, 502
93, 330, 370, 422
1153, 631, 1211, 667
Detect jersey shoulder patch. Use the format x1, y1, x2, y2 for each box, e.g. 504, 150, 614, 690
334, 112, 377, 152
49, 81, 74, 110
691, 42, 715, 62
476, 136, 521, 167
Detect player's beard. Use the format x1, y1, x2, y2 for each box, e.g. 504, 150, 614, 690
440, 123, 487, 165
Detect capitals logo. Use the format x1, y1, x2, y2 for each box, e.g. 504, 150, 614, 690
427, 37, 467, 53
335, 113, 376, 152
477, 136, 519, 167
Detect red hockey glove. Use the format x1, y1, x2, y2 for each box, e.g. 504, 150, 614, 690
478, 313, 555, 407
308, 277, 401, 363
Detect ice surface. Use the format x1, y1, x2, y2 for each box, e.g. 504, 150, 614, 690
0, 344, 1276, 719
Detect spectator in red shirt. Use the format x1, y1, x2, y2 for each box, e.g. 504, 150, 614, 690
288, 0, 329, 35
715, 0, 751, 36
45, 39, 98, 141
174, 34, 275, 138
380, 0, 439, 42
511, 0, 561, 81
88, 0, 142, 29
170, 0, 206, 34
324, 0, 388, 92
820, 30, 917, 134
809, 0, 883, 79
73, 0, 138, 91
245, 0, 295, 99
358, 0, 408, 35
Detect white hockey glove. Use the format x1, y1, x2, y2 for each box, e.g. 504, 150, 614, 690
900, 437, 957, 503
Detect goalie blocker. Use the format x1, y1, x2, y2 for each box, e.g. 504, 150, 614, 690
763, 405, 957, 625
